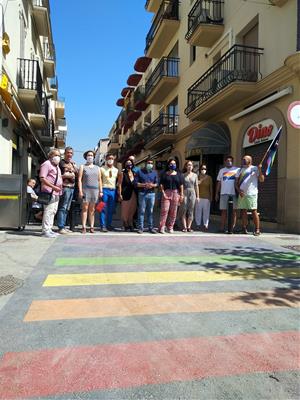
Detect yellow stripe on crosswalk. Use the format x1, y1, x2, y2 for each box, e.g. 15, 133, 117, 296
43, 267, 300, 287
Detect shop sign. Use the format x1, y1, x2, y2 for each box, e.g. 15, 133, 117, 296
243, 119, 278, 148
287, 101, 300, 129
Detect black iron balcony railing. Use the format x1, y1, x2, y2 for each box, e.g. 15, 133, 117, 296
185, 44, 264, 115
186, 0, 224, 41
145, 0, 179, 53
145, 57, 179, 98
126, 132, 144, 149
33, 0, 50, 9
41, 94, 49, 120
43, 39, 56, 62
144, 113, 178, 144
17, 58, 43, 104
134, 86, 146, 104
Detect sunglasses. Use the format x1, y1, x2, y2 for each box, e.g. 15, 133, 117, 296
109, 170, 112, 178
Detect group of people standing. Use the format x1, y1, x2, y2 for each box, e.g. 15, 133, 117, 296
27, 146, 264, 238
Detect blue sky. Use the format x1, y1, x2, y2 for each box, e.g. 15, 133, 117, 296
51, 0, 152, 164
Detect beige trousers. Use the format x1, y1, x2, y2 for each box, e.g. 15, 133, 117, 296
42, 195, 60, 233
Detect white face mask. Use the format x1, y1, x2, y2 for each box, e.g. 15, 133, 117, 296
107, 159, 114, 166
200, 169, 207, 175
52, 155, 60, 165
86, 156, 94, 164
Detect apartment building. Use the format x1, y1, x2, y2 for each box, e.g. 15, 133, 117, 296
107, 0, 299, 233
0, 0, 67, 180
95, 138, 110, 167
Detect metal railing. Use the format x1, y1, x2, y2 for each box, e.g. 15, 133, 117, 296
134, 86, 146, 104
17, 58, 43, 104
41, 94, 49, 120
185, 45, 264, 115
186, 0, 224, 41
33, 0, 49, 8
144, 113, 178, 144
145, 57, 179, 98
145, 0, 179, 53
43, 39, 56, 61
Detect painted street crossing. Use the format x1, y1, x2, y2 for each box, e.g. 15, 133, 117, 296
0, 233, 299, 399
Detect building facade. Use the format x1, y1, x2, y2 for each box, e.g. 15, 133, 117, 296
107, 0, 300, 233
0, 0, 67, 180
95, 138, 110, 167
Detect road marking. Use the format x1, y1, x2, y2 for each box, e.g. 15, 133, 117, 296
43, 267, 300, 287
54, 253, 299, 266
0, 331, 298, 399
24, 290, 300, 322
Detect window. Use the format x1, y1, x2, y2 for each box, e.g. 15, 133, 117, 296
190, 46, 196, 65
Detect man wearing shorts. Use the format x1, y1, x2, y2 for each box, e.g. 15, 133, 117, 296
215, 156, 240, 233
236, 155, 264, 236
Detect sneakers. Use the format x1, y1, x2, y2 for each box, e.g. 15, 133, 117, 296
137, 229, 143, 234
167, 228, 174, 234
149, 228, 157, 234
101, 227, 108, 232
42, 231, 57, 238
159, 227, 165, 234
58, 228, 69, 234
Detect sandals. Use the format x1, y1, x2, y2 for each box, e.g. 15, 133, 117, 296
187, 228, 194, 233
90, 227, 95, 234
182, 228, 187, 232
81, 227, 86, 234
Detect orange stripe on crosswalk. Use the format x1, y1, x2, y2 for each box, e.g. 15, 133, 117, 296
24, 290, 300, 322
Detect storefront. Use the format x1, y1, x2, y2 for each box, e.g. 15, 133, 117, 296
236, 106, 287, 225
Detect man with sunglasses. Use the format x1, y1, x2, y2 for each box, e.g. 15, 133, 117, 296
99, 154, 119, 231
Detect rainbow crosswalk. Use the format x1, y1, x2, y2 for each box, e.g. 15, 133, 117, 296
0, 234, 299, 399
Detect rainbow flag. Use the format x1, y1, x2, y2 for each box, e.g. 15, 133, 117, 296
265, 126, 282, 176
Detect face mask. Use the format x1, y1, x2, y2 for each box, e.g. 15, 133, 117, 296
242, 159, 248, 166
86, 156, 94, 164
226, 161, 232, 168
125, 163, 132, 169
200, 169, 207, 175
107, 159, 114, 166
169, 164, 176, 171
52, 156, 60, 165
146, 163, 153, 171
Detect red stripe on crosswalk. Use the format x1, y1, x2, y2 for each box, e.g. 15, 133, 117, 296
0, 331, 299, 399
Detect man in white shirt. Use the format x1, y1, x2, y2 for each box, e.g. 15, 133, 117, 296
236, 155, 264, 236
215, 156, 240, 233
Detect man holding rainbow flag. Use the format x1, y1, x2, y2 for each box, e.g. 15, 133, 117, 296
235, 126, 282, 236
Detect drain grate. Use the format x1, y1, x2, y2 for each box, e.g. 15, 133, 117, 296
0, 275, 24, 296
282, 245, 300, 253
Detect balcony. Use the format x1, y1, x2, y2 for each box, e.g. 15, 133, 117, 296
49, 76, 58, 100
38, 119, 55, 147
144, 113, 178, 150
145, 0, 179, 58
186, 0, 224, 47
17, 58, 42, 112
32, 0, 51, 38
109, 136, 121, 153
185, 45, 263, 120
145, 57, 179, 104
28, 94, 49, 129
55, 97, 65, 119
43, 39, 55, 77
145, 0, 162, 13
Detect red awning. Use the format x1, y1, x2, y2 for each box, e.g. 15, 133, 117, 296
121, 87, 134, 97
116, 98, 124, 107
127, 110, 142, 122
134, 57, 152, 73
127, 74, 143, 87
134, 99, 149, 112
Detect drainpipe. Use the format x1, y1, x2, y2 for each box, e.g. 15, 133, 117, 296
297, 0, 300, 51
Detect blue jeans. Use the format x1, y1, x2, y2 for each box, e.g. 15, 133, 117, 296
100, 188, 116, 228
57, 187, 74, 229
138, 192, 155, 230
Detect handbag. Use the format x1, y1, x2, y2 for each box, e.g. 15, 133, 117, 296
37, 166, 59, 206
95, 201, 105, 213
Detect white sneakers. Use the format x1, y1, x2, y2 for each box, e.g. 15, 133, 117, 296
159, 227, 174, 234
42, 231, 58, 238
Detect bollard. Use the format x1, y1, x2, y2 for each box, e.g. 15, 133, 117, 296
227, 195, 234, 234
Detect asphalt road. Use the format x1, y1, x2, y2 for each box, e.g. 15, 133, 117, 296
0, 232, 299, 400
